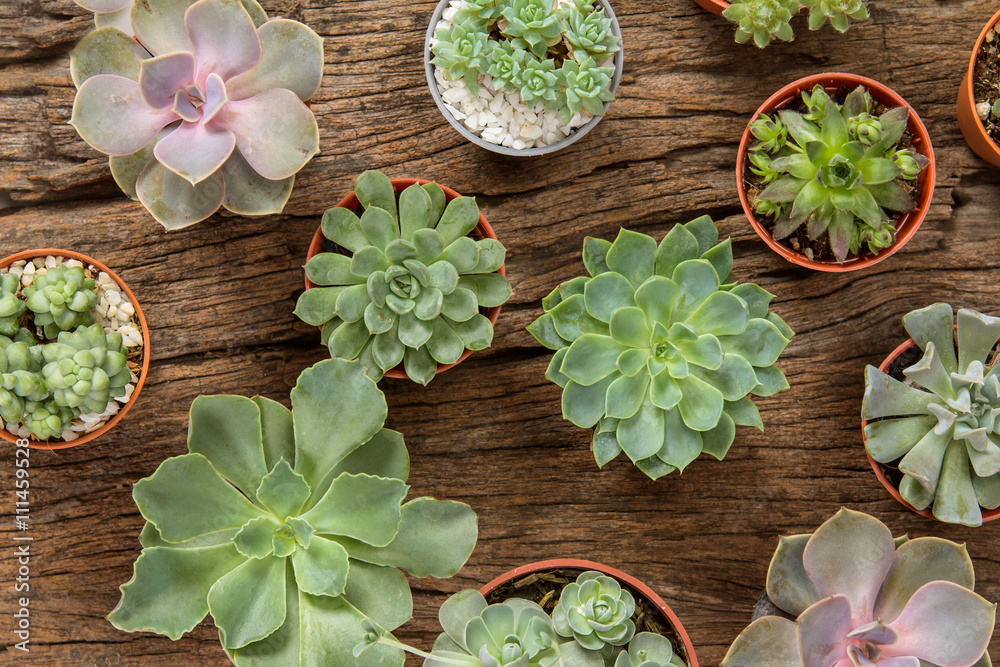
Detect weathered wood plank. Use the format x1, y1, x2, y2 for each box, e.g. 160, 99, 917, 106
2, 0, 1000, 664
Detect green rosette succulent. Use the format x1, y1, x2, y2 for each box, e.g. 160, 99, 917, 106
552, 571, 634, 652
722, 0, 798, 48
722, 509, 995, 667
863, 304, 1000, 527
527, 217, 793, 481
560, 57, 615, 123
454, 0, 508, 31
432, 20, 492, 95
500, 0, 564, 59
485, 41, 524, 92
518, 56, 562, 108
23, 265, 98, 339
750, 85, 929, 263
40, 324, 130, 413
801, 0, 869, 32
614, 633, 685, 667
108, 359, 479, 666
294, 171, 512, 386
562, 2, 621, 59
747, 113, 787, 153
0, 273, 27, 338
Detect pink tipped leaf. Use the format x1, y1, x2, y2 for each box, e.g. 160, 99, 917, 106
70, 74, 178, 156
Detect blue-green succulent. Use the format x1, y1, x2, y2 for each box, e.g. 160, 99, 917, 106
721, 0, 869, 47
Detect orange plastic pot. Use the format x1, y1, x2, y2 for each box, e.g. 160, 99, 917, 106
861, 335, 1000, 524
480, 559, 699, 667
737, 72, 936, 272
0, 249, 150, 451
693, 0, 728, 15
957, 8, 1000, 167
305, 178, 506, 381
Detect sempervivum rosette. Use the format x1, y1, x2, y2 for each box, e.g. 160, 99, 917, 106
69, 0, 322, 229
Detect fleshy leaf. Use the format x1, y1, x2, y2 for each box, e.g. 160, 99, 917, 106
299, 473, 407, 547
208, 555, 287, 650
187, 395, 268, 503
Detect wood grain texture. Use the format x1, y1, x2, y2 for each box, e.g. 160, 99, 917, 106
2, 0, 1000, 664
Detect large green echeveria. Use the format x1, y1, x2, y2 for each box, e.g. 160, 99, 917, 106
295, 170, 512, 386
722, 509, 996, 667
863, 304, 1000, 527
108, 359, 479, 666
527, 216, 793, 480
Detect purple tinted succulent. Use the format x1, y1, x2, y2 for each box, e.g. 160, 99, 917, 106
722, 509, 996, 667
69, 0, 322, 229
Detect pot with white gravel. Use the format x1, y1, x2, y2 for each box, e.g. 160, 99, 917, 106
425, 0, 623, 156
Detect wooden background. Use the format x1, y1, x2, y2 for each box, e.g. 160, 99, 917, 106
2, 0, 1000, 664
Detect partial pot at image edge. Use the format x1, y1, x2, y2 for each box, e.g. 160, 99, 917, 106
737, 72, 936, 272
862, 334, 1000, 524
692, 0, 728, 16
424, 0, 625, 157
480, 559, 700, 667
0, 249, 150, 451
957, 7, 1000, 167
304, 177, 506, 381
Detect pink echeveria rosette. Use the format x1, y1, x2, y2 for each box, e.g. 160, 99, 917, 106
722, 508, 996, 667
69, 0, 322, 229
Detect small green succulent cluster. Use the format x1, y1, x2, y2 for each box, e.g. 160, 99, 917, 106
23, 265, 99, 339
358, 570, 686, 667
748, 85, 928, 263
527, 217, 793, 480
432, 0, 620, 123
722, 0, 869, 47
0, 324, 129, 440
864, 304, 1000, 527
0, 273, 27, 337
294, 171, 512, 385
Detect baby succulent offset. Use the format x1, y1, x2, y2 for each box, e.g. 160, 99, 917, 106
23, 265, 98, 339
69, 0, 322, 229
863, 304, 1000, 527
431, 0, 619, 130
0, 273, 27, 338
721, 0, 868, 47
748, 85, 928, 263
722, 508, 996, 667
527, 217, 793, 480
295, 171, 512, 385
109, 359, 479, 666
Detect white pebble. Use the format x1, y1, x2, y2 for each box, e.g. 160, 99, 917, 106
23, 263, 34, 276
44, 256, 57, 268
106, 290, 121, 307
977, 102, 992, 121
119, 301, 135, 316
61, 429, 79, 441
31, 258, 44, 269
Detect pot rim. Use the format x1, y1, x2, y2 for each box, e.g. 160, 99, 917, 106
305, 177, 506, 381
692, 0, 729, 16
423, 0, 624, 157
478, 558, 699, 667
861, 335, 1000, 524
736, 72, 936, 272
0, 249, 151, 451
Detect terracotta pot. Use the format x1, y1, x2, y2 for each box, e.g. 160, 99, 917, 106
737, 72, 936, 272
480, 559, 699, 667
305, 177, 506, 381
861, 335, 1000, 524
957, 8, 1000, 167
0, 249, 150, 451
424, 0, 624, 157
693, 0, 728, 16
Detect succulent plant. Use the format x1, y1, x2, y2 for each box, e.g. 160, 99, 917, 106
722, 508, 996, 667
562, 3, 621, 59
552, 571, 635, 651
432, 21, 492, 95
0, 337, 44, 426
863, 304, 1000, 527
108, 359, 479, 666
40, 324, 130, 414
613, 633, 685, 667
747, 113, 787, 153
722, 0, 798, 48
23, 265, 98, 339
69, 0, 322, 230
0, 273, 27, 338
295, 171, 512, 386
560, 57, 615, 123
431, 0, 619, 133
23, 398, 80, 441
721, 0, 869, 47
500, 0, 564, 59
527, 217, 793, 480
748, 85, 929, 263
800, 0, 869, 32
